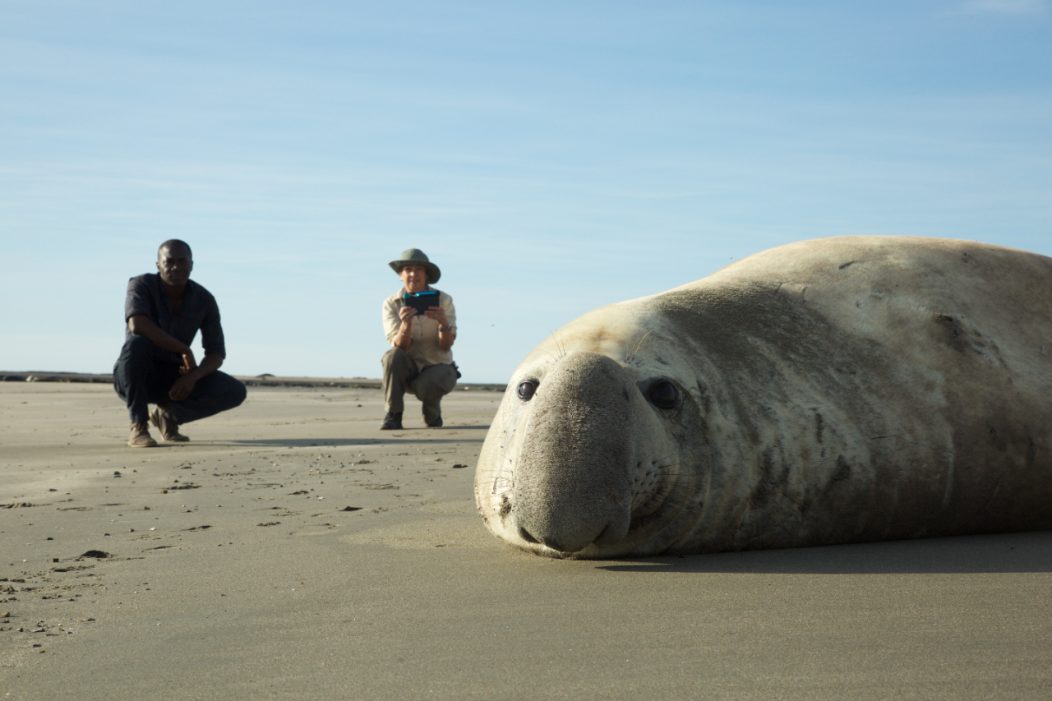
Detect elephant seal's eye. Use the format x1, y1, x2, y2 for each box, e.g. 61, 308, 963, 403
645, 380, 681, 410
517, 380, 539, 401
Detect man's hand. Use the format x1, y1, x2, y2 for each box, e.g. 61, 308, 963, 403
169, 348, 199, 397
180, 349, 198, 375
425, 306, 449, 328
169, 373, 198, 401
168, 352, 220, 401
393, 306, 416, 350
427, 307, 455, 350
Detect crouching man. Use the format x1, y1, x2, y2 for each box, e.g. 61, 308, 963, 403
380, 248, 459, 430
113, 239, 246, 447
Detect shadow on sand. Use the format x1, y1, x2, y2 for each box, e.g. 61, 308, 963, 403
595, 531, 1052, 575
218, 435, 486, 448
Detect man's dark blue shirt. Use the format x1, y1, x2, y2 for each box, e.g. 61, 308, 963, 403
124, 273, 226, 363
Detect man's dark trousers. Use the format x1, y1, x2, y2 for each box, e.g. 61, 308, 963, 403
113, 335, 246, 425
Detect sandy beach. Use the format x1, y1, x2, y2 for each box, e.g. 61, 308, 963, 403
1, 382, 1050, 700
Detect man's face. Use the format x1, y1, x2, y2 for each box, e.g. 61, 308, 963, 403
157, 244, 193, 287
400, 264, 428, 293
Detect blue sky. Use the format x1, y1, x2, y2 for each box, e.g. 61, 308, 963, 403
2, 0, 1050, 383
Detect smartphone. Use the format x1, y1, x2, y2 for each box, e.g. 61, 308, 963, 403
403, 290, 440, 314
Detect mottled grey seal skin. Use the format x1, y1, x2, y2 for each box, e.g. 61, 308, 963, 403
474, 236, 1052, 558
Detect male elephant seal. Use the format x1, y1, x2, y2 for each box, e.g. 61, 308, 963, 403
474, 236, 1052, 558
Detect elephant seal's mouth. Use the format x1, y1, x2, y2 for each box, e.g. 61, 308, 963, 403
511, 497, 682, 559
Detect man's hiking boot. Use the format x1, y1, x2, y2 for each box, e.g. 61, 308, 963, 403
380, 412, 403, 430
128, 422, 158, 448
423, 404, 443, 428
150, 407, 190, 442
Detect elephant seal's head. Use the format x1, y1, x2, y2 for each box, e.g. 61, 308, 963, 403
474, 302, 717, 558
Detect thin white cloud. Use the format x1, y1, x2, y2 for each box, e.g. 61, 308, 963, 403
960, 0, 1049, 15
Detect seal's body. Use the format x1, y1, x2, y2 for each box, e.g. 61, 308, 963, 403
474, 237, 1052, 558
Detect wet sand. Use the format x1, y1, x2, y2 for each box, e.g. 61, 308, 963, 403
1, 383, 1050, 699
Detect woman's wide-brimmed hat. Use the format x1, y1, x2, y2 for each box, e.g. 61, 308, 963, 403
389, 248, 441, 283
